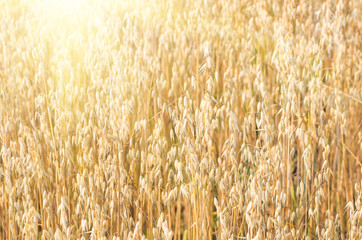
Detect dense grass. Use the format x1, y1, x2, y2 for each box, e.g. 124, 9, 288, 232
0, 0, 361, 239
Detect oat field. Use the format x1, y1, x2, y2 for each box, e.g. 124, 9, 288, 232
0, 0, 361, 239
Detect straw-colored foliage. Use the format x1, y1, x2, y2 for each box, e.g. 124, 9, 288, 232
0, 0, 361, 239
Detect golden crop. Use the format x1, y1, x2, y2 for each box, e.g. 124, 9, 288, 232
0, 0, 361, 239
